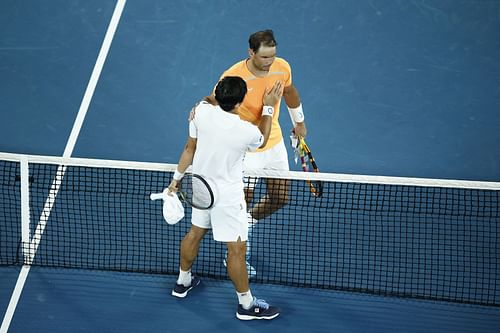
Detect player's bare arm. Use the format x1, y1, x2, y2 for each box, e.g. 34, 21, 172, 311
168, 137, 197, 192
258, 81, 284, 147
283, 84, 307, 137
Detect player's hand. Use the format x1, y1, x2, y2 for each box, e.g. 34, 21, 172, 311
293, 121, 307, 137
263, 81, 284, 107
189, 96, 217, 121
167, 180, 179, 194
203, 95, 217, 105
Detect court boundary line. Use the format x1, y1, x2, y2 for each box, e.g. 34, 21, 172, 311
0, 1, 127, 331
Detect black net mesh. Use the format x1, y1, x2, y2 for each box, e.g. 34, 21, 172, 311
1, 156, 499, 306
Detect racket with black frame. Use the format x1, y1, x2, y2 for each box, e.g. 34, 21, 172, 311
151, 173, 215, 210
291, 135, 323, 198
176, 173, 215, 209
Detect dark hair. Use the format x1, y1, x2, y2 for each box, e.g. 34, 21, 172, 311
248, 29, 277, 53
215, 76, 247, 111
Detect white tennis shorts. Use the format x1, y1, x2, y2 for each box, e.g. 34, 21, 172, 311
191, 200, 248, 242
244, 139, 289, 189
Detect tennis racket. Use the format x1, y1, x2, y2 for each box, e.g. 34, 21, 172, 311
151, 173, 215, 210
176, 173, 216, 209
291, 135, 323, 198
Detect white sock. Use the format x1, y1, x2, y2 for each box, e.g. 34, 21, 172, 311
237, 290, 254, 309
177, 268, 192, 287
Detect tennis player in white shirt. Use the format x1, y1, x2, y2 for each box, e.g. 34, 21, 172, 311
168, 76, 283, 320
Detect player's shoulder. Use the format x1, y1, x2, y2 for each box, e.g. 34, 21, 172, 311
195, 100, 215, 110
223, 59, 247, 75
193, 101, 216, 117
273, 57, 291, 71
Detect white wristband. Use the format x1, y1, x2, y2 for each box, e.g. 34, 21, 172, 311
173, 170, 184, 181
287, 103, 305, 123
262, 106, 274, 117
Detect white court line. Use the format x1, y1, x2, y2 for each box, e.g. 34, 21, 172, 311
0, 1, 127, 332
63, 0, 126, 158
26, 165, 67, 265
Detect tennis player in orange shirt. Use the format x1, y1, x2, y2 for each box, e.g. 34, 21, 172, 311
208, 30, 308, 276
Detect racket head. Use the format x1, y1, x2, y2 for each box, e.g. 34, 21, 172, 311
177, 173, 215, 209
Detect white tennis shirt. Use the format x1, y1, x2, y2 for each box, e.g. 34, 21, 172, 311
189, 101, 264, 206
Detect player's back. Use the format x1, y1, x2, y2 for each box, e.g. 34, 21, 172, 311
191, 102, 262, 204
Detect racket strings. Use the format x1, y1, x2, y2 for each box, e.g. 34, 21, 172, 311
191, 176, 213, 208
179, 174, 214, 209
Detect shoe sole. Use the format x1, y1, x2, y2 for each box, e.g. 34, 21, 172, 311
236, 312, 280, 320
171, 279, 200, 298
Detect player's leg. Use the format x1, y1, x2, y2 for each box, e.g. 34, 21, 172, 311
243, 179, 257, 275
220, 198, 256, 277
250, 177, 289, 220
226, 239, 279, 320
172, 210, 209, 298
226, 239, 249, 292
212, 202, 252, 286
180, 225, 208, 270
214, 203, 279, 320
244, 180, 255, 206
248, 140, 290, 220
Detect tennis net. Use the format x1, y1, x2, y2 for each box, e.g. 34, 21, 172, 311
1, 152, 499, 306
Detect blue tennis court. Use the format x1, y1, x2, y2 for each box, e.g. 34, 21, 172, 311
1, 1, 499, 332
